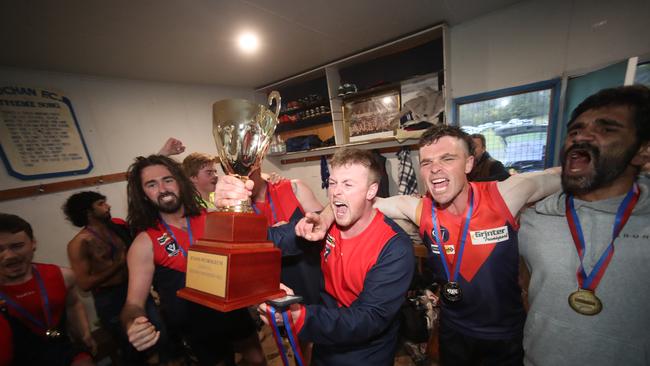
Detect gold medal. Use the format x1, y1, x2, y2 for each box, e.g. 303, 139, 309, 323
45, 328, 62, 339
568, 289, 602, 315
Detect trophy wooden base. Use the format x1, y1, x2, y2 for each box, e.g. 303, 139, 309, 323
177, 211, 285, 312
177, 287, 286, 312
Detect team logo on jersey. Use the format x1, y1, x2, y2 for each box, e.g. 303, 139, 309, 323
164, 241, 181, 257
324, 234, 335, 262
157, 233, 181, 256
429, 226, 449, 255
432, 226, 450, 243
470, 226, 509, 245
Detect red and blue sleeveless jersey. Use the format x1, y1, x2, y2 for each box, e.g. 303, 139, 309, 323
254, 180, 304, 225
419, 181, 525, 339
146, 211, 207, 273
145, 211, 206, 329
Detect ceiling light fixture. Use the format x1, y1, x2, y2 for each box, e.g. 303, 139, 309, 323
238, 32, 259, 54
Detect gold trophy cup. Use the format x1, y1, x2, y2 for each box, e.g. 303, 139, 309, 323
177, 92, 286, 311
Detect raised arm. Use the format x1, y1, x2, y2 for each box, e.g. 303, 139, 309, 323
67, 234, 126, 292
267, 219, 321, 257
120, 232, 160, 351
291, 179, 324, 212
373, 195, 421, 224
295, 209, 333, 242
294, 195, 422, 242
496, 167, 561, 216
157, 137, 186, 156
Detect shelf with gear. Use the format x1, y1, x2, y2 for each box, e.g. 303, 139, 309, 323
276, 94, 333, 135
259, 23, 448, 160
267, 73, 336, 155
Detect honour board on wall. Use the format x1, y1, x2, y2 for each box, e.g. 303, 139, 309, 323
0, 86, 92, 180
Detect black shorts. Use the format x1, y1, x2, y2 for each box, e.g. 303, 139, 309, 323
438, 320, 523, 366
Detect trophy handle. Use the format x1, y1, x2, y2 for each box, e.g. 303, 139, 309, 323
268, 91, 281, 118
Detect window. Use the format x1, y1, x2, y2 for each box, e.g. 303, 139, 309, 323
454, 79, 560, 173
635, 62, 650, 87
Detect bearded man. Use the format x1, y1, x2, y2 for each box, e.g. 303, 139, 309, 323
120, 155, 266, 366
518, 85, 650, 366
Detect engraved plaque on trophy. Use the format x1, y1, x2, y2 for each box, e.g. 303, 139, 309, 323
177, 91, 286, 311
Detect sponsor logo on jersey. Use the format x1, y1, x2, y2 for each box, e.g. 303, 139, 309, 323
324, 234, 335, 262
157, 233, 170, 245
443, 245, 455, 255
14, 290, 36, 299
470, 226, 509, 245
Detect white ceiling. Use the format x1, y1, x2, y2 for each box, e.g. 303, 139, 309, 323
0, 0, 522, 88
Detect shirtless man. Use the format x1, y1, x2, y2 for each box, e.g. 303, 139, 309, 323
64, 191, 171, 364
64, 192, 129, 340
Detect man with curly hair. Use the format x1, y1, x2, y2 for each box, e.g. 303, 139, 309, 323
63, 191, 172, 364
121, 154, 266, 366
63, 192, 130, 352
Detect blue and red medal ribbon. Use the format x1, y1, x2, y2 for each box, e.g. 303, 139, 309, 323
431, 188, 474, 282
0, 266, 54, 335
252, 187, 279, 224
160, 216, 193, 257
265, 305, 304, 366
566, 183, 639, 291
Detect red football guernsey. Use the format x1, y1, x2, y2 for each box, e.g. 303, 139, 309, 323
0, 263, 66, 336
419, 181, 525, 339
146, 211, 207, 273
322, 209, 399, 307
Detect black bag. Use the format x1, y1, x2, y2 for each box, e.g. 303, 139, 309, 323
285, 134, 322, 152
400, 295, 431, 343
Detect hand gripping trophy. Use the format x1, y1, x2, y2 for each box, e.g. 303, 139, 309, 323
177, 92, 286, 311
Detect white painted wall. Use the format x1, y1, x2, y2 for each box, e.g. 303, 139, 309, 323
0, 67, 255, 267
450, 0, 650, 98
